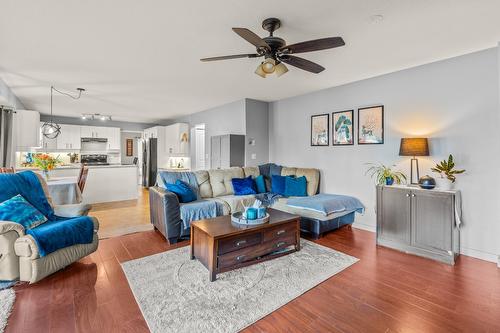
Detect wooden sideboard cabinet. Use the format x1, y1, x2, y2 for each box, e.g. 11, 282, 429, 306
376, 185, 460, 265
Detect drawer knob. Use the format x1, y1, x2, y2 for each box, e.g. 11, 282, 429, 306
406, 193, 410, 197
276, 241, 286, 248
235, 240, 247, 247
276, 230, 286, 235
236, 255, 245, 261
411, 194, 416, 197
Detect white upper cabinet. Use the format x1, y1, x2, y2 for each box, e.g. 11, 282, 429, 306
56, 124, 81, 150
80, 126, 108, 138
14, 110, 40, 150
38, 122, 57, 151
106, 127, 121, 150
165, 123, 189, 156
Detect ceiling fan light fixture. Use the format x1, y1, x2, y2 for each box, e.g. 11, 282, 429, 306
255, 64, 267, 78
275, 62, 289, 77
262, 58, 276, 74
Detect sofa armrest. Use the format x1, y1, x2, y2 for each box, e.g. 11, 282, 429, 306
53, 203, 92, 217
149, 186, 182, 243
0, 221, 25, 237
15, 234, 39, 259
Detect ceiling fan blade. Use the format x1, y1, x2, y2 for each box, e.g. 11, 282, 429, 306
232, 28, 270, 50
200, 54, 260, 62
280, 37, 345, 54
279, 55, 325, 74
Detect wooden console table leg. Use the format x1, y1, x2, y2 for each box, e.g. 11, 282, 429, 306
208, 237, 217, 281
295, 219, 301, 251
190, 225, 195, 260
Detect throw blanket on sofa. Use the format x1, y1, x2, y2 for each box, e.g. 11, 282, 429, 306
287, 194, 365, 216
180, 200, 219, 230
159, 171, 200, 200
0, 171, 94, 257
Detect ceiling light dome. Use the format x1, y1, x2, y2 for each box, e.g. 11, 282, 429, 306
262, 58, 276, 74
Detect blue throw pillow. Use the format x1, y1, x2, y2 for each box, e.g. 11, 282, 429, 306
284, 176, 308, 197
271, 175, 288, 195
254, 175, 266, 194
232, 176, 257, 196
166, 180, 197, 203
0, 194, 48, 229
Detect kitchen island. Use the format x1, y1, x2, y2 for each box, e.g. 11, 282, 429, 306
18, 164, 139, 204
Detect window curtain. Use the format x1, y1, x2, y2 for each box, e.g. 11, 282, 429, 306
0, 107, 15, 167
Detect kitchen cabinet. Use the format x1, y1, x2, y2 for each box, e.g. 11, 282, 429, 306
143, 126, 161, 140
80, 126, 108, 139
376, 185, 460, 265
14, 110, 40, 150
105, 127, 121, 150
38, 122, 57, 151
56, 124, 81, 150
165, 123, 189, 156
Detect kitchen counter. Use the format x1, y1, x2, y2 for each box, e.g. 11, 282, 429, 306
17, 164, 138, 170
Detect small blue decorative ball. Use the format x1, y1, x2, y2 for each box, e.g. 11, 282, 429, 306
418, 175, 436, 189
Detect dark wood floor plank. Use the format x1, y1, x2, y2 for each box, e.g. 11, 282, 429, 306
6, 192, 500, 333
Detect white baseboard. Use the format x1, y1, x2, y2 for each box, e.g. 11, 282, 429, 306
459, 247, 499, 264
351, 222, 499, 266
352, 222, 376, 233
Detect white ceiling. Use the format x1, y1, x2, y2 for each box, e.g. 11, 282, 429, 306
1, 0, 499, 123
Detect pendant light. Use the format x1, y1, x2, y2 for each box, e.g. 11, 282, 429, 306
41, 86, 85, 139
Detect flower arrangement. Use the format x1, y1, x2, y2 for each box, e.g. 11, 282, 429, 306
32, 153, 61, 178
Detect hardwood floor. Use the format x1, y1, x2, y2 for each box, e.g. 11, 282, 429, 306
6, 193, 500, 333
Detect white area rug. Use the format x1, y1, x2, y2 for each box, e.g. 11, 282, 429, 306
0, 289, 15, 333
122, 239, 358, 333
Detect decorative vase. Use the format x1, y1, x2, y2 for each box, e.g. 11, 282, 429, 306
42, 170, 50, 180
435, 177, 453, 190
385, 177, 394, 186
418, 175, 436, 190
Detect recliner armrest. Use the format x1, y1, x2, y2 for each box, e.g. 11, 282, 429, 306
54, 203, 92, 217
0, 221, 25, 237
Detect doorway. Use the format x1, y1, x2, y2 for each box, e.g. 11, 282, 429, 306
191, 124, 206, 170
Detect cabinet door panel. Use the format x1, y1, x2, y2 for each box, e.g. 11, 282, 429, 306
378, 187, 411, 243
411, 191, 453, 253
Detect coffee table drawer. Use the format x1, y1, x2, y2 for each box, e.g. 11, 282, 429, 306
218, 232, 262, 255
263, 223, 297, 243
218, 235, 297, 269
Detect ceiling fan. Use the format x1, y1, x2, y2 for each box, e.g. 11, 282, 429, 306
200, 17, 345, 78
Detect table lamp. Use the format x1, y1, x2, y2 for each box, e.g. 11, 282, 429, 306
399, 138, 429, 185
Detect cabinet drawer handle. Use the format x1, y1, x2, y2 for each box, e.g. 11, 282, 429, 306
411, 194, 416, 197
276, 230, 286, 236
236, 255, 245, 261
235, 240, 247, 247
276, 241, 286, 248
406, 193, 410, 197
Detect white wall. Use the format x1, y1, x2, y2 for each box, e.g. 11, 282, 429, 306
174, 99, 246, 168
0, 78, 24, 109
269, 48, 500, 262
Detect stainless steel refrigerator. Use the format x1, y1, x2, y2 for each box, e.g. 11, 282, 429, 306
141, 138, 157, 187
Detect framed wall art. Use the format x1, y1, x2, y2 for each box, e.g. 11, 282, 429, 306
332, 110, 354, 145
311, 114, 329, 146
358, 105, 384, 144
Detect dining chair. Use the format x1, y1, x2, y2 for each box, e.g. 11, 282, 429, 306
0, 167, 15, 174
77, 166, 89, 193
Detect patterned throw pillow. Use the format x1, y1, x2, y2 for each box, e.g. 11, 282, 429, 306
0, 194, 48, 229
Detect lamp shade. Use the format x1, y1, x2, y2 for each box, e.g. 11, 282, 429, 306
399, 138, 429, 156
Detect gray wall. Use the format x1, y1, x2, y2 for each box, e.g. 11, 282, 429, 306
0, 78, 24, 109
245, 99, 269, 167
173, 99, 246, 169
269, 48, 500, 262
40, 115, 156, 131
121, 131, 141, 164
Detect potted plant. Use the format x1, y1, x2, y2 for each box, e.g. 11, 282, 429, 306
431, 154, 465, 190
32, 153, 61, 179
365, 163, 407, 185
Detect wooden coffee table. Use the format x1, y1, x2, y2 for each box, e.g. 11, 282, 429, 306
190, 208, 301, 281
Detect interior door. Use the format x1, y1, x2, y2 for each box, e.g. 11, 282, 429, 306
411, 191, 453, 254
378, 187, 411, 244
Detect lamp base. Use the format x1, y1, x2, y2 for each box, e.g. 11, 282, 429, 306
410, 157, 420, 185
